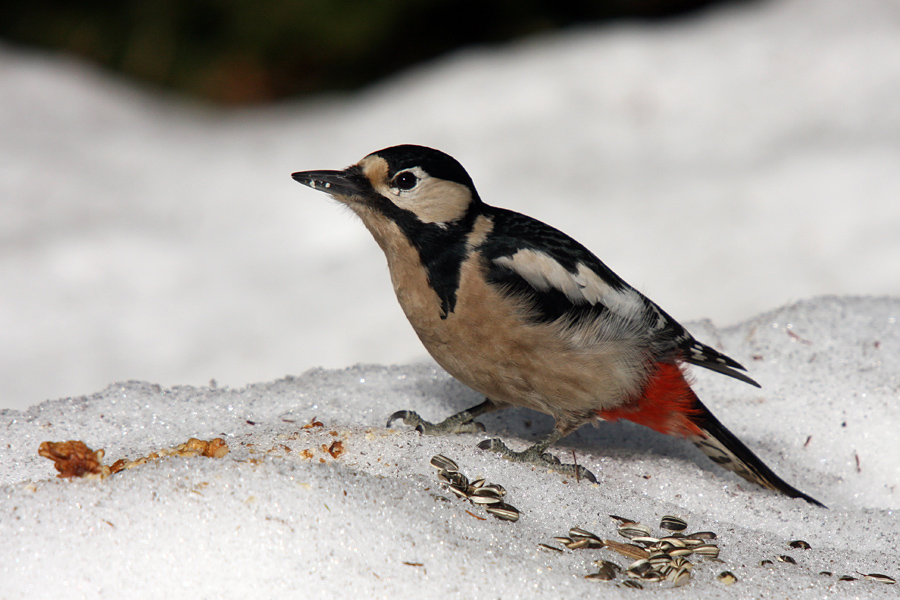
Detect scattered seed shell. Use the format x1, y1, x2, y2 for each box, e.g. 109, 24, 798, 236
776, 555, 796, 564
660, 515, 688, 531
485, 503, 519, 522
693, 544, 720, 558
538, 543, 563, 553
631, 536, 661, 547
670, 567, 692, 587
430, 454, 458, 472
861, 573, 896, 584
788, 540, 811, 550
585, 570, 616, 581
686, 531, 717, 540
838, 575, 857, 582
610, 515, 636, 524
469, 494, 502, 505
618, 523, 652, 539
569, 527, 601, 541
759, 560, 774, 567
717, 571, 737, 585
622, 579, 643, 589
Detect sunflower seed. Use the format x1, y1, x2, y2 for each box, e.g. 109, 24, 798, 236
564, 538, 593, 550
626, 559, 652, 575
658, 536, 687, 548
446, 485, 469, 499
553, 536, 573, 545
670, 567, 692, 587
788, 540, 811, 550
537, 543, 563, 553
631, 536, 661, 547
685, 531, 717, 540
648, 552, 672, 567
776, 555, 796, 564
667, 547, 694, 558
485, 503, 519, 522
430, 454, 458, 472
569, 527, 601, 541
717, 571, 737, 585
693, 544, 720, 558
469, 494, 502, 505
594, 560, 622, 572
838, 575, 856, 582
759, 560, 774, 567
438, 470, 468, 489
660, 515, 688, 531
668, 557, 691, 570
585, 570, 616, 581
479, 483, 506, 497
640, 571, 665, 582
622, 579, 643, 589
468, 477, 485, 489
861, 573, 896, 584
618, 523, 652, 539
819, 571, 833, 576
610, 515, 636, 524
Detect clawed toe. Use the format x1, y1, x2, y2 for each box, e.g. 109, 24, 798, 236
386, 409, 484, 436
477, 438, 596, 483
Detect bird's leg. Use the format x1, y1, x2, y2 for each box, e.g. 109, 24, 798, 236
386, 398, 497, 435
477, 429, 596, 483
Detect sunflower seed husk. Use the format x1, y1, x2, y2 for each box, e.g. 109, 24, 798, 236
693, 544, 720, 558
717, 571, 737, 585
564, 538, 593, 550
626, 559, 652, 575
838, 575, 856, 582
446, 484, 469, 499
630, 536, 661, 547
585, 570, 616, 581
641, 571, 665, 582
553, 536, 573, 545
569, 527, 601, 541
861, 573, 896, 584
685, 531, 717, 540
681, 538, 705, 548
468, 477, 485, 489
479, 483, 506, 497
819, 571, 833, 576
469, 494, 502, 505
648, 552, 672, 567
776, 555, 796, 564
438, 470, 468, 489
610, 515, 636, 524
430, 454, 458, 472
759, 560, 774, 567
658, 536, 687, 548
660, 515, 688, 532
622, 579, 643, 589
788, 540, 811, 550
670, 567, 692, 587
618, 523, 652, 539
485, 503, 519, 522
667, 547, 694, 558
594, 560, 622, 572
537, 543, 563, 553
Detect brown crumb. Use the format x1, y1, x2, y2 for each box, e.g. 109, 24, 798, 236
38, 441, 110, 479
302, 416, 324, 429
326, 440, 344, 459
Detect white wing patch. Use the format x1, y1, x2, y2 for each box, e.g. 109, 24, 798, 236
493, 248, 644, 320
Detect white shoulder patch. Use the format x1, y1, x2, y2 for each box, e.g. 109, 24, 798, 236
493, 249, 644, 319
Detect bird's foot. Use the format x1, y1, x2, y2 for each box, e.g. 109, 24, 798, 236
476, 438, 596, 483
386, 410, 486, 436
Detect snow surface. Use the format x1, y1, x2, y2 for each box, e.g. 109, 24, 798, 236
3, 0, 900, 410
1, 296, 898, 599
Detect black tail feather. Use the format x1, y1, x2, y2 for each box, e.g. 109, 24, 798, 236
688, 397, 825, 507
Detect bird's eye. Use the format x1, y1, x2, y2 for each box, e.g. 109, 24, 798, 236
393, 171, 418, 191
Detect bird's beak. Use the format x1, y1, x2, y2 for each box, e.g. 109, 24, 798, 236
291, 168, 367, 199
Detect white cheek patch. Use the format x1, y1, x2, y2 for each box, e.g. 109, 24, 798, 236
493, 249, 644, 320
392, 178, 473, 224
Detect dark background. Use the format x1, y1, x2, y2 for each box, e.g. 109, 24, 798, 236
0, 0, 754, 104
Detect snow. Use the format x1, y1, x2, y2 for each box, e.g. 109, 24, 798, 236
2, 0, 900, 410
1, 0, 899, 595
1, 296, 898, 599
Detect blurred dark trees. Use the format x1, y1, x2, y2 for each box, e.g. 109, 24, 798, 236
0, 0, 754, 104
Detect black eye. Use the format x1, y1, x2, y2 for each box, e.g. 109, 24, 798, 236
393, 171, 418, 191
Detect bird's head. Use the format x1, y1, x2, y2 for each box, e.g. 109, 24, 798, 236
292, 145, 482, 228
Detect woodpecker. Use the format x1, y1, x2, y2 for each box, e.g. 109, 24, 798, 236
292, 144, 823, 506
